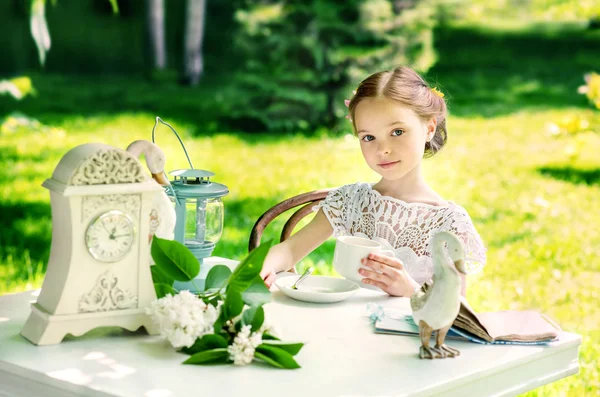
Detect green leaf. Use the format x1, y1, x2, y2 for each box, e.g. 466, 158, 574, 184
150, 265, 174, 286
261, 340, 303, 355
242, 275, 271, 306
234, 318, 243, 333
202, 295, 222, 308
154, 283, 177, 299
205, 265, 232, 290
251, 308, 264, 331
151, 237, 200, 282
224, 290, 244, 320
262, 333, 280, 341
242, 305, 264, 331
213, 311, 225, 334
181, 334, 228, 355
255, 345, 301, 369
183, 348, 230, 365
254, 351, 284, 369
227, 240, 273, 294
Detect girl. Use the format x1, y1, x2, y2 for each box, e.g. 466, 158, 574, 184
260, 66, 487, 297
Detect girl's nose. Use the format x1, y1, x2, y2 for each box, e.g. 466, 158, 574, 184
377, 142, 391, 156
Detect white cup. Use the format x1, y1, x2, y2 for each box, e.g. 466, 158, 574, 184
333, 236, 395, 283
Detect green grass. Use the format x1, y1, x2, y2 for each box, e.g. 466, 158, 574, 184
2, 21, 600, 396
427, 22, 600, 118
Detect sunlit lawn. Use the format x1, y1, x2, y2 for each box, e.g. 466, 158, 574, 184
2, 21, 600, 396
2, 105, 599, 395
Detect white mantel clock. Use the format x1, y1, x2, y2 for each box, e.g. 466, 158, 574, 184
21, 143, 163, 345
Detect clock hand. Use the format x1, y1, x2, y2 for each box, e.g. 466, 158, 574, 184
112, 234, 131, 239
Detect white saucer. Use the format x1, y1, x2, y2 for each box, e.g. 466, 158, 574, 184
275, 275, 360, 303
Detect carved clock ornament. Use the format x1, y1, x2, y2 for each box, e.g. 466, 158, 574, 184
21, 143, 164, 345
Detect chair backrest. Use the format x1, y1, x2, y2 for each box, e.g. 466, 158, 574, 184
248, 189, 332, 252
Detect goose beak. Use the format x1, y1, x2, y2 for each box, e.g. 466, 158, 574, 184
454, 259, 467, 274
152, 171, 171, 187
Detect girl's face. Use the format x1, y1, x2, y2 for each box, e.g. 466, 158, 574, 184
354, 97, 435, 181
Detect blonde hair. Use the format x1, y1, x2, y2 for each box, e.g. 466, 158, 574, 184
348, 66, 448, 158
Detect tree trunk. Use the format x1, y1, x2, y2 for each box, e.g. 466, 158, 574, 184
146, 0, 166, 70
182, 0, 207, 86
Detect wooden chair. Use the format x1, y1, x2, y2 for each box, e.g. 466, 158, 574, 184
248, 189, 333, 256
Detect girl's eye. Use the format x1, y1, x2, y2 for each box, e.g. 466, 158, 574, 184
392, 129, 404, 136
361, 135, 375, 142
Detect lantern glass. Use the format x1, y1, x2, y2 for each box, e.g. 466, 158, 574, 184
170, 196, 224, 249
183, 197, 223, 245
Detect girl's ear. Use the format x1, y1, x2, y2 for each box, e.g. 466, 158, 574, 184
425, 118, 437, 141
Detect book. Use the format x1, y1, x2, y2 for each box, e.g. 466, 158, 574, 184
453, 298, 560, 343
373, 298, 560, 346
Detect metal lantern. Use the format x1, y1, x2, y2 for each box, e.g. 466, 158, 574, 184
150, 117, 229, 266
168, 169, 229, 264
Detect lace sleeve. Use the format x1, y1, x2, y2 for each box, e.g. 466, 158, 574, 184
449, 207, 487, 273
312, 185, 350, 237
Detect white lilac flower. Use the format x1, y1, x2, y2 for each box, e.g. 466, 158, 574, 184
227, 324, 263, 366
146, 291, 221, 349
249, 330, 263, 347
166, 326, 196, 349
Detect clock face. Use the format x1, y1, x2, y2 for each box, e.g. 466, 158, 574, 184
85, 210, 135, 263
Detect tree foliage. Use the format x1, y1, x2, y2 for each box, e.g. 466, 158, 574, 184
223, 0, 438, 132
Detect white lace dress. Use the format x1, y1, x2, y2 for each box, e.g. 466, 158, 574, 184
315, 182, 487, 285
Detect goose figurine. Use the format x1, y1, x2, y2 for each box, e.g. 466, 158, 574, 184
126, 140, 176, 241
410, 231, 468, 359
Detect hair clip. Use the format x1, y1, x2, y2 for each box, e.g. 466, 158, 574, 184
344, 90, 357, 121
344, 90, 357, 107
431, 87, 445, 98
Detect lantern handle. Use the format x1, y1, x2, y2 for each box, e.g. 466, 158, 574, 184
151, 116, 190, 206
151, 116, 195, 170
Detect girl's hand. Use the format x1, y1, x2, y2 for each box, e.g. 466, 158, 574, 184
260, 267, 277, 288
359, 253, 420, 297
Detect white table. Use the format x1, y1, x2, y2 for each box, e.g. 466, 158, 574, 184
0, 257, 580, 397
